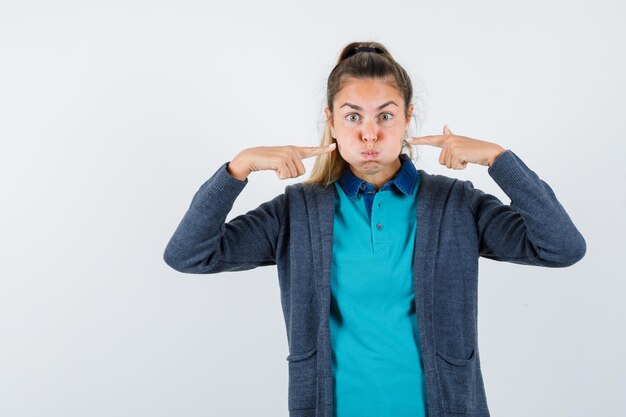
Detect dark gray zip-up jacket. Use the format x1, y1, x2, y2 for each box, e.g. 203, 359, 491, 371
163, 149, 586, 417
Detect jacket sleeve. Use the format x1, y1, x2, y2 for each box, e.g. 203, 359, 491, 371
462, 149, 586, 267
163, 161, 286, 274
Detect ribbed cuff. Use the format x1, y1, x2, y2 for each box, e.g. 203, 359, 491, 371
190, 161, 249, 210
487, 149, 532, 189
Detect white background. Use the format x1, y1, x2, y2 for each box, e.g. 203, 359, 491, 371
1, 1, 623, 416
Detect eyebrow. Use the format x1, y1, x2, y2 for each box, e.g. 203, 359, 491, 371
339, 100, 398, 111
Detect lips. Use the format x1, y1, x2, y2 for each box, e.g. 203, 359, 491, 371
362, 151, 379, 159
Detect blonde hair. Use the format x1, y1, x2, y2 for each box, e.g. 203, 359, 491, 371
302, 41, 421, 187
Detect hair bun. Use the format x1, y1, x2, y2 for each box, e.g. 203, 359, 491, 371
343, 46, 384, 60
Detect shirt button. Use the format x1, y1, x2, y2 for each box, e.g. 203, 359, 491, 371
376, 224, 383, 230
360, 184, 366, 190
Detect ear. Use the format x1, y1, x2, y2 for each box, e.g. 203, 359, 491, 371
324, 107, 335, 136
405, 103, 414, 127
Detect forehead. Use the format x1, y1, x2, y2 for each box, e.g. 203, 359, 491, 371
335, 77, 402, 107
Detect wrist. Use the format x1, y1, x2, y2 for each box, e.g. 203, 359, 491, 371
487, 146, 506, 167
227, 154, 251, 181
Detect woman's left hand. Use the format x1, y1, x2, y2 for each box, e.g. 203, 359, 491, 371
406, 124, 506, 169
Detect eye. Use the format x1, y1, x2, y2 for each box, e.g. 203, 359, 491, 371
346, 113, 393, 122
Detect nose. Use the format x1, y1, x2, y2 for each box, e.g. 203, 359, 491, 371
362, 119, 377, 144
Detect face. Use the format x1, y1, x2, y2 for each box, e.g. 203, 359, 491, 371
324, 77, 413, 188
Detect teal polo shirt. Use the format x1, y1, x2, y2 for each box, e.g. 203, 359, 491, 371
330, 153, 426, 417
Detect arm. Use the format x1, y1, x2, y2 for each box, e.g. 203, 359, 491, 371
163, 161, 286, 274
462, 149, 586, 267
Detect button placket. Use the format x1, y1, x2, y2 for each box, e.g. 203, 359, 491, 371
371, 191, 389, 255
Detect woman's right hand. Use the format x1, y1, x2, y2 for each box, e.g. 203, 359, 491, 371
227, 143, 337, 180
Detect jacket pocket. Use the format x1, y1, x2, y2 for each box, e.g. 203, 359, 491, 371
435, 347, 477, 414
286, 348, 318, 411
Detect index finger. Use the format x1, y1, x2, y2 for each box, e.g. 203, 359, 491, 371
408, 134, 445, 147
298, 143, 337, 160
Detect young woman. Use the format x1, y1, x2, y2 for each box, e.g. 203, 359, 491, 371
163, 41, 586, 417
